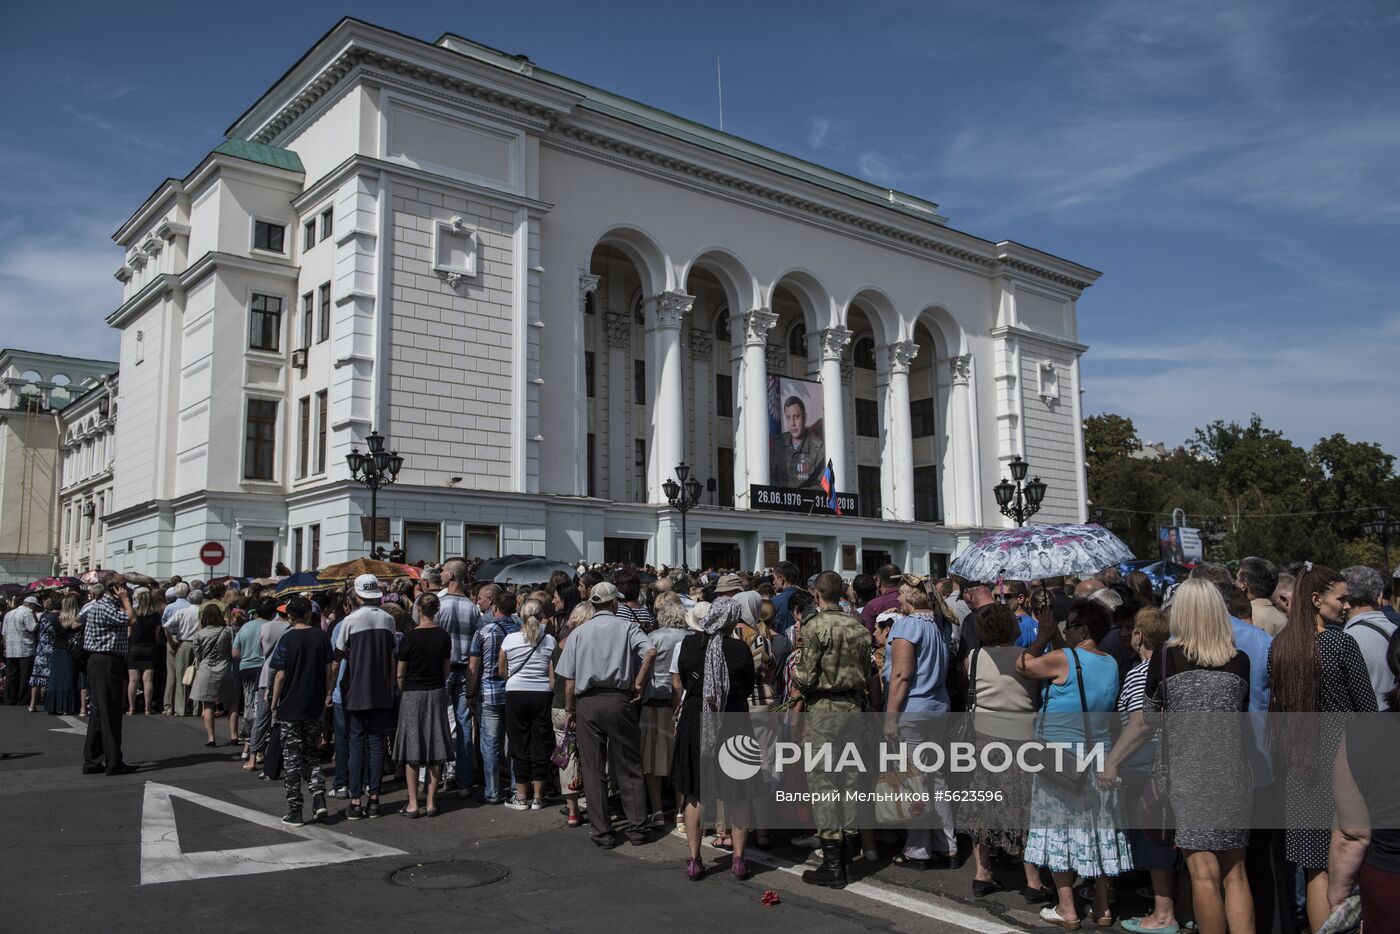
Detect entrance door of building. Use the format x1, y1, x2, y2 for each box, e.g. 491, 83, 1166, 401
700, 542, 741, 570
243, 540, 274, 579
404, 522, 441, 566
862, 549, 893, 576
786, 546, 822, 584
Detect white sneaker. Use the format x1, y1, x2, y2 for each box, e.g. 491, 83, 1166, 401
503, 796, 530, 811
529, 799, 544, 810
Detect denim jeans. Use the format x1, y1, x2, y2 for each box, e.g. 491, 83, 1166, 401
332, 702, 349, 792
446, 670, 475, 789
346, 708, 387, 800
479, 702, 513, 800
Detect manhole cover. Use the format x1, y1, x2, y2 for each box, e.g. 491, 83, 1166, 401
389, 860, 509, 890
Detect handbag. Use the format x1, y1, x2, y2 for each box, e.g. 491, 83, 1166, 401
551, 717, 576, 770
182, 659, 197, 686
1029, 648, 1095, 792
1142, 648, 1176, 846
69, 627, 91, 670
873, 768, 928, 824
951, 647, 981, 746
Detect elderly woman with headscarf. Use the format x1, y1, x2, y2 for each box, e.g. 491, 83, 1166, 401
670, 596, 756, 881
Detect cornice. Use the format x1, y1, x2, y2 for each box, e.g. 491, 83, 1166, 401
178, 251, 301, 292
293, 153, 554, 216
105, 274, 178, 329
990, 325, 1089, 355
994, 243, 1101, 292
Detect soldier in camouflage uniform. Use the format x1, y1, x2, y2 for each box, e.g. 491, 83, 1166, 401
790, 571, 873, 889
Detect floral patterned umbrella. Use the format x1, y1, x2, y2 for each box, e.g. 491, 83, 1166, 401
950, 523, 1135, 582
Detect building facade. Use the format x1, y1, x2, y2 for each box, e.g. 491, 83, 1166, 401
0, 349, 118, 583
56, 375, 119, 575
103, 18, 1098, 581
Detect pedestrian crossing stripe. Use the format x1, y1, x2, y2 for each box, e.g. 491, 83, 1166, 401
139, 782, 405, 885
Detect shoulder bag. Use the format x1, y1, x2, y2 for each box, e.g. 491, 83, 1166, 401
1030, 648, 1094, 792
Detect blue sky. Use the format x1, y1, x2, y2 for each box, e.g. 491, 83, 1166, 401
4, 0, 1398, 456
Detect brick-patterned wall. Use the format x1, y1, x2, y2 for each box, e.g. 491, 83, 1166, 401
386, 184, 517, 491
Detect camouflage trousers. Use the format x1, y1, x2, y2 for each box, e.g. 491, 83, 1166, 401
281, 719, 325, 811
806, 699, 865, 843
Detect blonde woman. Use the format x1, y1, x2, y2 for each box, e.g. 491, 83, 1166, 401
45, 595, 85, 715
1101, 580, 1253, 933
552, 600, 594, 826
498, 597, 557, 810
126, 588, 163, 715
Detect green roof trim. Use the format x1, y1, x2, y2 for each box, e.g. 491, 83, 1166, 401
213, 138, 304, 173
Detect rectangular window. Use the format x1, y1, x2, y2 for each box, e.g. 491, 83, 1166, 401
320, 208, 333, 241
715, 373, 732, 418
317, 282, 330, 343
717, 447, 735, 507
465, 525, 500, 559
302, 221, 316, 252
253, 220, 285, 253
634, 439, 646, 502
858, 465, 882, 519
309, 524, 321, 568
855, 398, 879, 437
587, 432, 597, 498
297, 396, 310, 479
244, 399, 278, 481
293, 527, 304, 573
249, 294, 282, 352
633, 360, 645, 405
914, 465, 939, 523
315, 390, 328, 474
300, 292, 313, 349
585, 351, 595, 398
910, 397, 936, 438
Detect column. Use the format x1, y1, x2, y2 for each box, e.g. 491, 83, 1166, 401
646, 291, 694, 503
735, 308, 778, 507
884, 340, 918, 521
818, 326, 852, 491
604, 311, 629, 502
947, 354, 976, 526
576, 273, 599, 496
690, 327, 715, 496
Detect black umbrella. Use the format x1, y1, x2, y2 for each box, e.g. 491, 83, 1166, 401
472, 554, 541, 582
493, 558, 578, 586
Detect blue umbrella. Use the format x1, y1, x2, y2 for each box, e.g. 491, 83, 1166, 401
274, 571, 323, 594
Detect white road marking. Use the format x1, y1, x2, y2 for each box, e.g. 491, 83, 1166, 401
713, 844, 1021, 934
50, 716, 86, 735
139, 782, 404, 885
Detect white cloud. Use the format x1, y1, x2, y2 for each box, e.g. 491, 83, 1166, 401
856, 150, 898, 186
0, 227, 123, 362
1082, 313, 1400, 455
806, 116, 831, 150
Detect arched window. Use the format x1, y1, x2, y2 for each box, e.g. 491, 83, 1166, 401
788, 323, 807, 357
853, 336, 876, 370
714, 307, 730, 342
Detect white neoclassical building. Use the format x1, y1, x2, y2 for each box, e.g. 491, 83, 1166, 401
56, 374, 119, 575
102, 18, 1098, 581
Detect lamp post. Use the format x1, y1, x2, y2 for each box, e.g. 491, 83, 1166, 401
993, 455, 1048, 527
1361, 507, 1400, 574
346, 429, 403, 559
662, 462, 704, 573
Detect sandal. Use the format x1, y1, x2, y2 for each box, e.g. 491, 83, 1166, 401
1020, 884, 1055, 904
972, 878, 1004, 897
1086, 907, 1114, 928
1039, 906, 1082, 930
399, 807, 421, 819
425, 807, 439, 818
891, 854, 929, 870
1119, 920, 1179, 934
712, 832, 733, 849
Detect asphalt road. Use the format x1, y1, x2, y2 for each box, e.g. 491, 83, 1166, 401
0, 705, 1053, 933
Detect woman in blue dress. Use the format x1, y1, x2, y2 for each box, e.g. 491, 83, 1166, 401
1016, 596, 1131, 929
44, 594, 83, 715
28, 596, 57, 709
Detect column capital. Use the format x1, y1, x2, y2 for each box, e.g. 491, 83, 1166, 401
578, 273, 600, 311
649, 291, 694, 330
948, 352, 973, 385
690, 327, 714, 363
818, 325, 853, 361
604, 311, 630, 349
739, 307, 779, 346
886, 339, 919, 375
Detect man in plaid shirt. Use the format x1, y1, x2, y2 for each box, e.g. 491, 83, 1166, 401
83, 574, 136, 775
469, 590, 520, 804
438, 558, 482, 797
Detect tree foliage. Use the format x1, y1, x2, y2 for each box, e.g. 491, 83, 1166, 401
1085, 413, 1400, 568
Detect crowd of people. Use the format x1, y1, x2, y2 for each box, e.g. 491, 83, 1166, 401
4, 552, 1398, 933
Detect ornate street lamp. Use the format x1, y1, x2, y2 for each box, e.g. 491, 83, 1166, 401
994, 455, 1048, 527
347, 429, 403, 559
662, 462, 704, 573
1361, 506, 1400, 574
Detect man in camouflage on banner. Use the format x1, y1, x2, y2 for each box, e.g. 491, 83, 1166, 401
790, 570, 873, 889
770, 394, 826, 488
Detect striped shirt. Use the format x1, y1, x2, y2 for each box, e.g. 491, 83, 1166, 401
1117, 657, 1149, 722
437, 594, 482, 666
